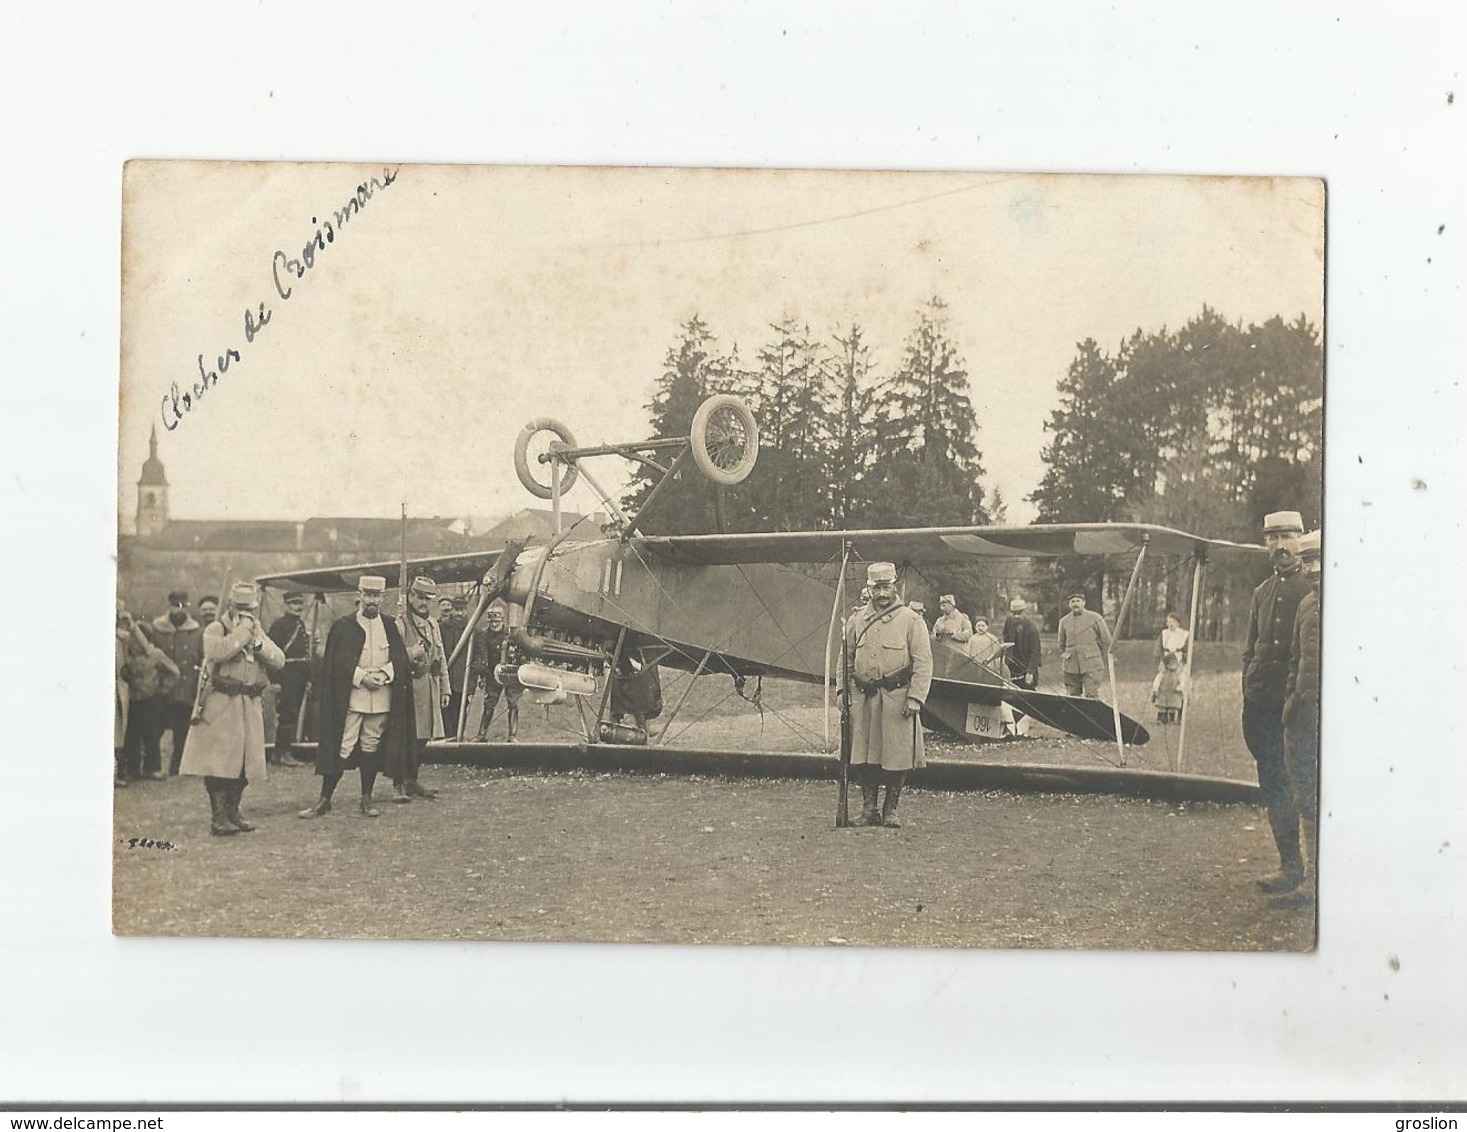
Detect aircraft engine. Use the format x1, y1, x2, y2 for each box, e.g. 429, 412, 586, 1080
510, 661, 599, 697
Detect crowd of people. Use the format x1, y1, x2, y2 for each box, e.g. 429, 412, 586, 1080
113, 576, 533, 832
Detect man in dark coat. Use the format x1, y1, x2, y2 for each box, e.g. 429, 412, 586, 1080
150, 590, 204, 775
299, 575, 415, 819
1242, 509, 1314, 896
437, 595, 470, 737
266, 590, 314, 766
1272, 528, 1323, 910
1001, 596, 1042, 689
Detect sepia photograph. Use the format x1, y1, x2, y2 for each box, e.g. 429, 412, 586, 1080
6, 0, 1464, 1109
115, 162, 1325, 951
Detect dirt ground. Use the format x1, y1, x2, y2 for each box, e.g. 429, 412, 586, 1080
114, 641, 1314, 950
112, 766, 1312, 950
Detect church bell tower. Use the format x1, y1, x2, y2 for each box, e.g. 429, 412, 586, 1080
136, 424, 169, 537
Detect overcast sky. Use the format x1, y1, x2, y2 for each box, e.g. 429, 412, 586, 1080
119, 163, 1323, 531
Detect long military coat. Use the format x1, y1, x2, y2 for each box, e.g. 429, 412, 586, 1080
399, 610, 448, 741
843, 602, 934, 771
179, 614, 285, 780
1057, 609, 1112, 679
314, 613, 415, 775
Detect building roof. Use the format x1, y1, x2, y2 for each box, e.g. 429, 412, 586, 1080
123, 504, 606, 554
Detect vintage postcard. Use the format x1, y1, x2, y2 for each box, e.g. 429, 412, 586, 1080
115, 162, 1324, 949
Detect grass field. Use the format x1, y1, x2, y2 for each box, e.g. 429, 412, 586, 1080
115, 637, 1312, 950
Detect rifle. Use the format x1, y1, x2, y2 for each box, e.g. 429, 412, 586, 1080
836, 620, 853, 828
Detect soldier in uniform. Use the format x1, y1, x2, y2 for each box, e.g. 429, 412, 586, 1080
1002, 597, 1042, 689
391, 576, 447, 801
843, 562, 933, 828
931, 594, 972, 646
266, 591, 314, 766
438, 595, 470, 737
1273, 528, 1322, 910
149, 590, 204, 775
179, 583, 285, 836
1057, 592, 1112, 698
471, 604, 522, 742
300, 576, 415, 819
1241, 510, 1313, 895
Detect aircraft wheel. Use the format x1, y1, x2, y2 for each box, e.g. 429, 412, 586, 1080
690, 395, 759, 485
514, 418, 581, 499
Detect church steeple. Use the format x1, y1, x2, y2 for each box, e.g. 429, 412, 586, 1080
136, 424, 169, 537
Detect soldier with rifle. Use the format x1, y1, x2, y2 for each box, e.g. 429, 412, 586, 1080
841, 562, 933, 828
180, 583, 285, 836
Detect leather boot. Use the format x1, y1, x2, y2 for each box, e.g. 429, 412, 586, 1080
225, 781, 255, 832
393, 781, 412, 804
881, 773, 905, 828
506, 705, 519, 742
1270, 818, 1318, 909
299, 773, 338, 818
859, 771, 881, 826
1257, 803, 1303, 892
407, 779, 438, 800
207, 781, 238, 837
360, 790, 381, 818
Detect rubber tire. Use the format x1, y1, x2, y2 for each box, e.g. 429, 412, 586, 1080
689, 395, 759, 485
513, 418, 580, 499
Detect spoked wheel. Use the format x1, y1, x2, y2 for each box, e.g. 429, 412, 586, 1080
689, 395, 759, 485
514, 418, 581, 499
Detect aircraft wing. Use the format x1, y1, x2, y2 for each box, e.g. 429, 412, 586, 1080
928, 677, 1151, 745
255, 548, 510, 593
633, 522, 1263, 566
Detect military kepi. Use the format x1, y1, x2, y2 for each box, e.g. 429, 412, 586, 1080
1009, 597, 1027, 612
359, 575, 387, 593
1299, 530, 1322, 557
410, 576, 437, 597
1263, 510, 1304, 534
229, 582, 259, 608
866, 561, 897, 584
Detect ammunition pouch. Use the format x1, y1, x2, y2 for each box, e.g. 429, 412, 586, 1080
852, 664, 913, 697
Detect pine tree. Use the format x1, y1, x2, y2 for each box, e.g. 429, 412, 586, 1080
829, 322, 880, 526
1031, 338, 1133, 522
623, 316, 742, 534
862, 297, 987, 527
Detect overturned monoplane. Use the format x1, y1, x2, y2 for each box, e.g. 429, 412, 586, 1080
259, 396, 1262, 767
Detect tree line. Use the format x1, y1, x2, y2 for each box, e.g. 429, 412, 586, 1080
623, 297, 992, 536
622, 300, 1322, 637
